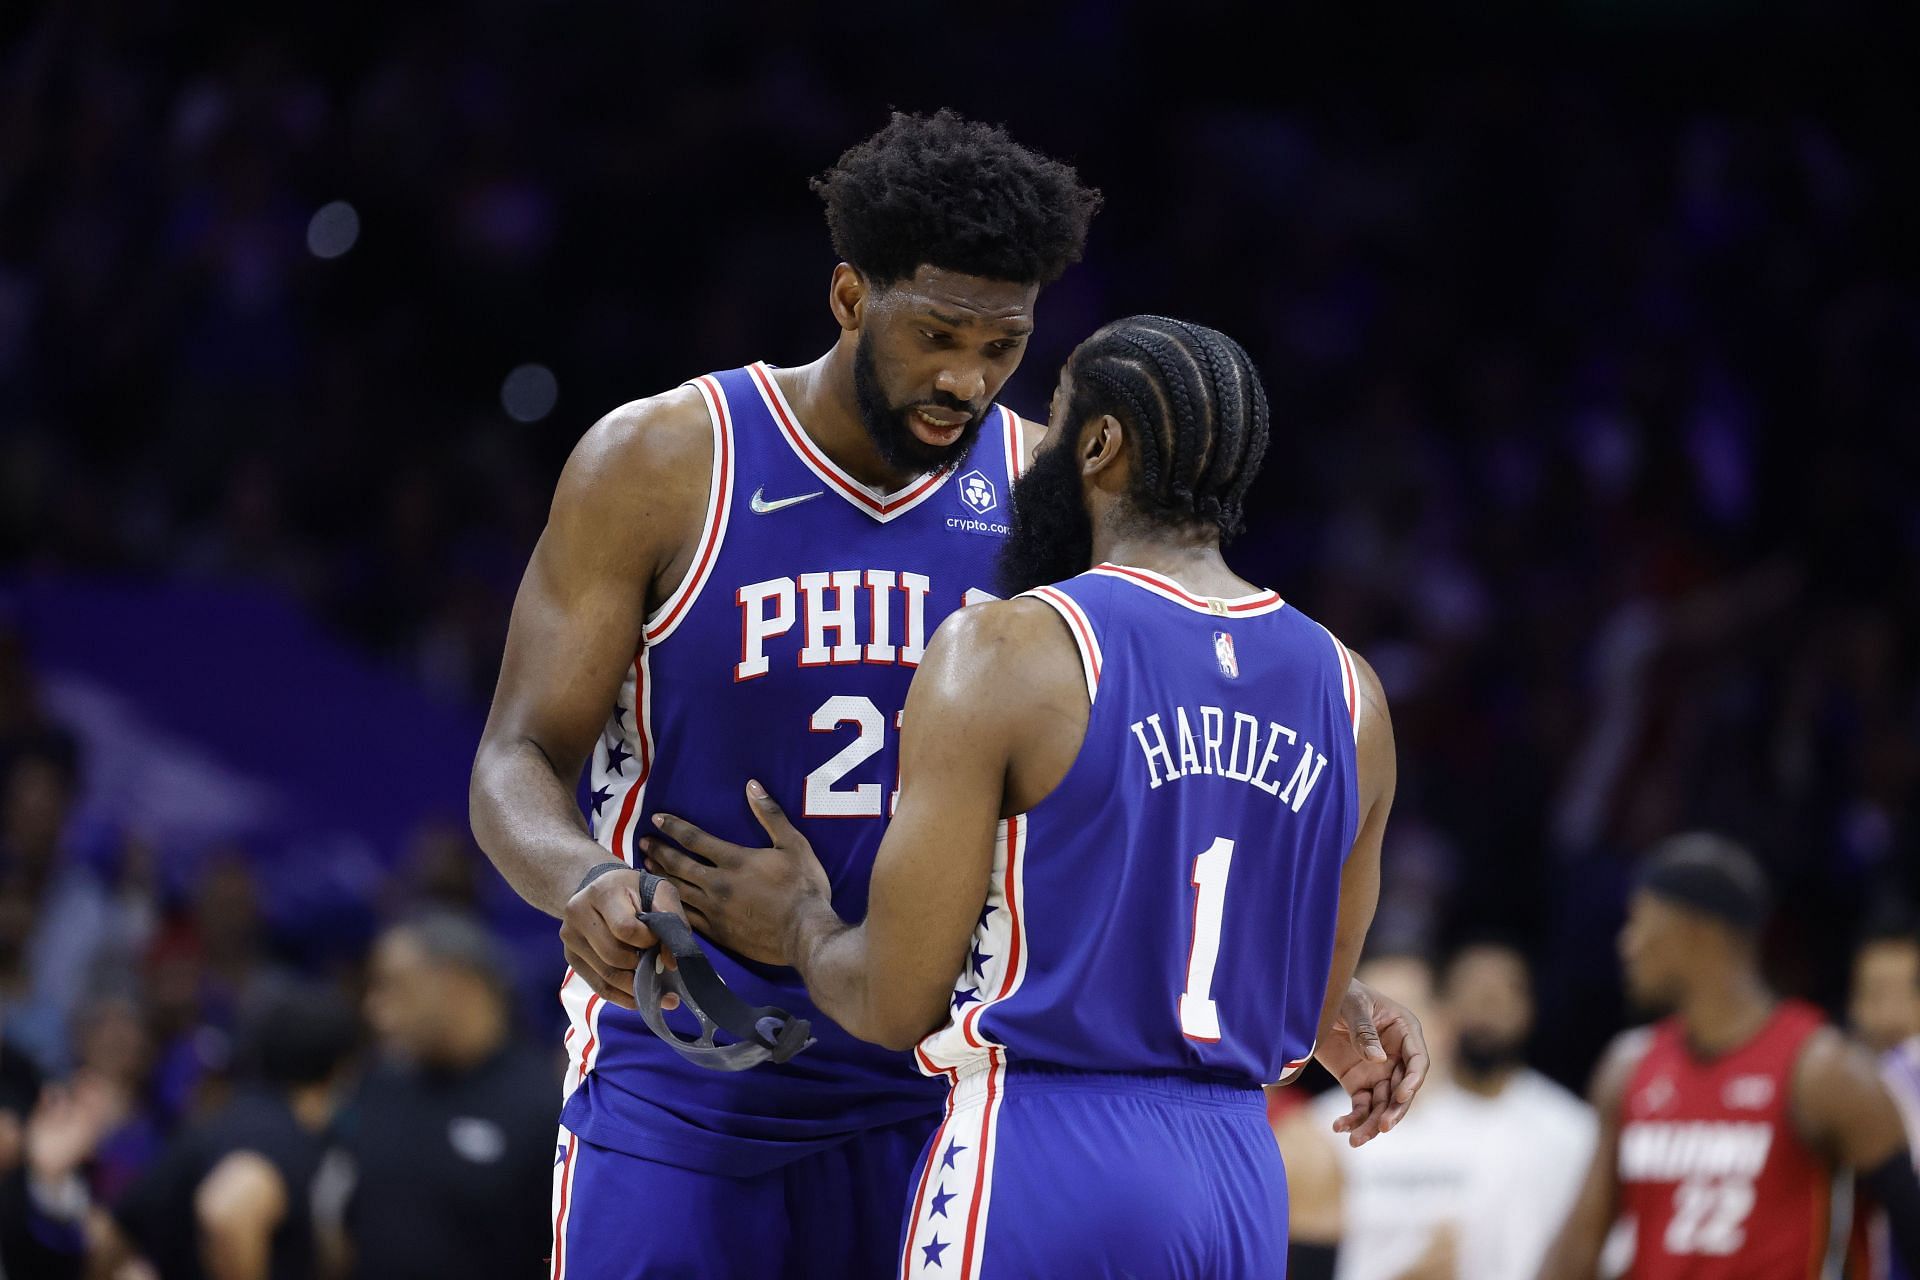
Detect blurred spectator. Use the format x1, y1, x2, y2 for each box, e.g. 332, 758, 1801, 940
0, 730, 146, 1072
1310, 943, 1596, 1280
1853, 910, 1920, 1058
1854, 911, 1920, 1280
0, 1073, 125, 1279
70, 993, 168, 1207
321, 912, 557, 1280
108, 986, 359, 1280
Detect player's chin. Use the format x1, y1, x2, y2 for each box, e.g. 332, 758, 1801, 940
888, 415, 980, 470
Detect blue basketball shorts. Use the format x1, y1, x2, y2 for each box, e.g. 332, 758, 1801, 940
549, 1113, 933, 1280
899, 1059, 1289, 1279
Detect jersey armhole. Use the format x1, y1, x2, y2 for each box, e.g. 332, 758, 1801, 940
1002, 407, 1032, 484
1319, 625, 1360, 743
1020, 587, 1103, 705
642, 375, 735, 646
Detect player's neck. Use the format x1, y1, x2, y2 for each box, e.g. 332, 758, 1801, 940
1679, 970, 1775, 1058
1094, 529, 1248, 599
1451, 1064, 1520, 1098
777, 353, 921, 492
288, 1083, 336, 1133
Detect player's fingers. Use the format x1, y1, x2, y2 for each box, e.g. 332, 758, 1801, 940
563, 947, 639, 1012
566, 906, 645, 974
745, 779, 802, 847
650, 813, 743, 867
1347, 1079, 1392, 1147
641, 836, 719, 887
1331, 1086, 1372, 1134
1393, 1046, 1430, 1107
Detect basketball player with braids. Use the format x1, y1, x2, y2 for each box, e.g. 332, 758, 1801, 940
649, 316, 1406, 1276
1537, 835, 1920, 1280
473, 115, 1426, 1279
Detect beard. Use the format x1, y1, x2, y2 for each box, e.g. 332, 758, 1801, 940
1453, 1028, 1529, 1079
996, 433, 1095, 597
852, 333, 988, 476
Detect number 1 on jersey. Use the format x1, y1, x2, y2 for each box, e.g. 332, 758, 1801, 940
1180, 837, 1236, 1041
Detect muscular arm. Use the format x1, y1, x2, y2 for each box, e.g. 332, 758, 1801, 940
195, 1152, 286, 1280
785, 600, 1079, 1049
1792, 1028, 1920, 1270
469, 389, 711, 1003
1310, 654, 1394, 1053
1537, 1029, 1651, 1280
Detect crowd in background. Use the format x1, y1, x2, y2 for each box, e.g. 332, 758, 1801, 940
1, 1, 1917, 1273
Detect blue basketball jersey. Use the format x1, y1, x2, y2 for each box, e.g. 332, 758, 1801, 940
559, 363, 1032, 1176
914, 565, 1361, 1089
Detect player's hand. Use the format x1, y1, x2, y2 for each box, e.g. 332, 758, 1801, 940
641, 780, 832, 967
1315, 978, 1429, 1147
559, 863, 683, 1012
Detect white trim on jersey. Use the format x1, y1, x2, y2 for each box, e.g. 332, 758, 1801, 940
1309, 620, 1361, 742
1001, 406, 1029, 483
748, 363, 958, 523
915, 816, 1031, 1076
1021, 586, 1102, 704
1086, 562, 1286, 617
903, 1052, 1009, 1280
644, 374, 736, 645
550, 1126, 581, 1280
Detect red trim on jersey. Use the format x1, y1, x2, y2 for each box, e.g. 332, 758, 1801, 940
749, 363, 952, 516
1029, 587, 1102, 690
901, 1066, 961, 1279
1002, 408, 1025, 483
645, 375, 733, 643
576, 995, 602, 1080
1094, 563, 1283, 613
957, 1050, 1003, 1279
551, 1132, 578, 1280
961, 818, 1023, 1047
607, 655, 650, 858
1335, 639, 1357, 726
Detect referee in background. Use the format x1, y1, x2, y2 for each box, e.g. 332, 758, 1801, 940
322, 911, 557, 1280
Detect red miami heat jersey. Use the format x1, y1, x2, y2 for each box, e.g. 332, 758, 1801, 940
1617, 1001, 1840, 1280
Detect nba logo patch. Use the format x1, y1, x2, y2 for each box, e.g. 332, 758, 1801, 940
1213, 630, 1239, 679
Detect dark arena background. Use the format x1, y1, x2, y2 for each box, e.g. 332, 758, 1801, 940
2, 3, 1917, 1277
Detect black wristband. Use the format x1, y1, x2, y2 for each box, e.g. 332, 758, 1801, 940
1287, 1241, 1337, 1280
573, 860, 632, 898
1863, 1147, 1920, 1274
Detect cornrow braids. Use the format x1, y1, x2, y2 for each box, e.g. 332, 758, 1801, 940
1062, 315, 1273, 542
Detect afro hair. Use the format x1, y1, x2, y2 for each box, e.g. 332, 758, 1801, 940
812, 109, 1102, 289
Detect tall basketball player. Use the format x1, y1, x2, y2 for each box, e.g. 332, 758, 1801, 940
646, 316, 1405, 1275
1537, 835, 1920, 1280
471, 117, 1425, 1279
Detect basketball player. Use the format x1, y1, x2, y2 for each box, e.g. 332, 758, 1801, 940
1536, 834, 1920, 1279
471, 116, 1425, 1279
646, 315, 1405, 1275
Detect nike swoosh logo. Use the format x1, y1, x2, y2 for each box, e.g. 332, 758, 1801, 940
750, 487, 825, 514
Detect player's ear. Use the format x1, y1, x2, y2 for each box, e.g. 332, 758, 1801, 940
828, 264, 866, 332
1084, 412, 1125, 475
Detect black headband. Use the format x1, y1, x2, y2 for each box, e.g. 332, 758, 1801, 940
1638, 856, 1770, 933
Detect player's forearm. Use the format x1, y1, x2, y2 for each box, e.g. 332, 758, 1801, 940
791, 902, 936, 1051
470, 737, 612, 918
